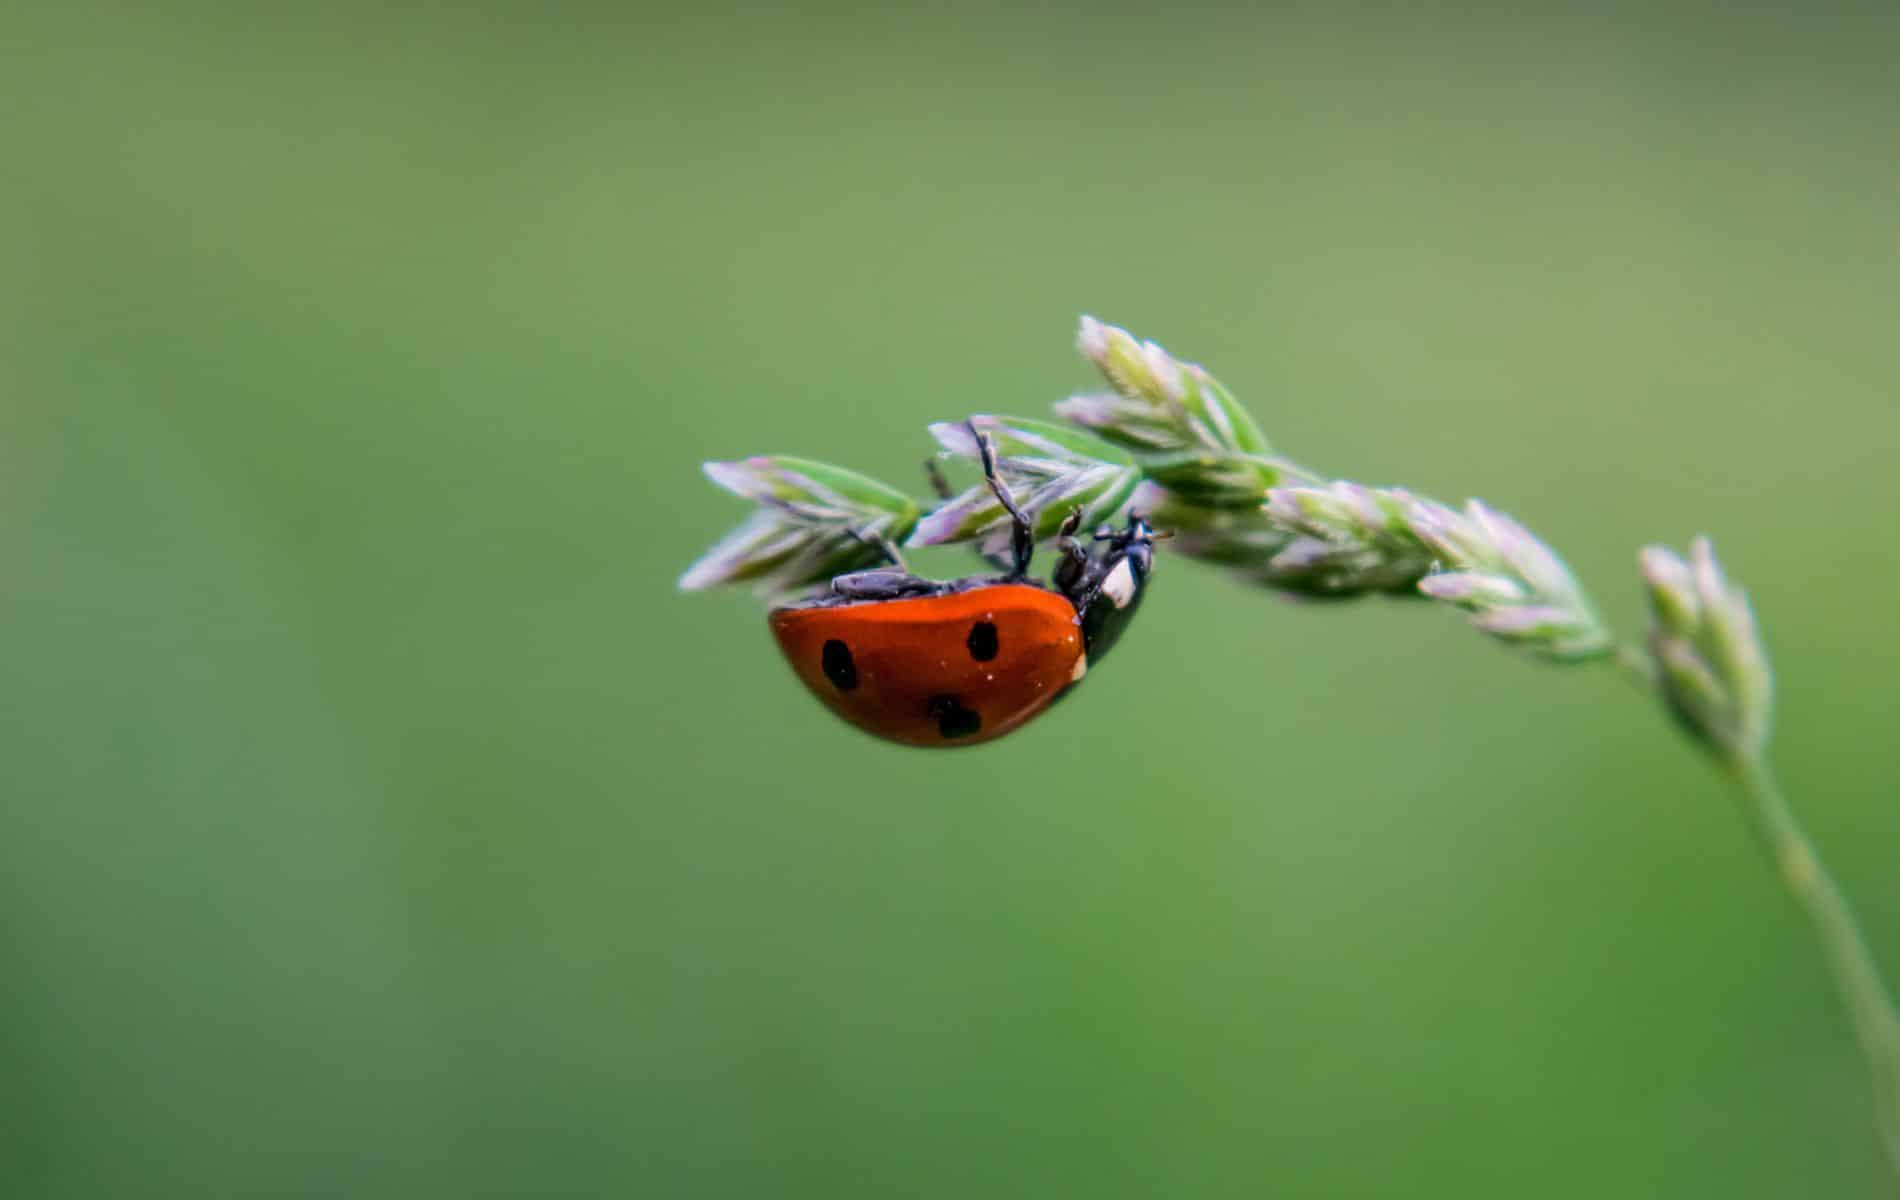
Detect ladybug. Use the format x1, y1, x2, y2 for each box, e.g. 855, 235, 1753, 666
769, 426, 1157, 748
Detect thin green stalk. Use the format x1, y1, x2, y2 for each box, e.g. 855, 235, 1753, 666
1729, 757, 1900, 1175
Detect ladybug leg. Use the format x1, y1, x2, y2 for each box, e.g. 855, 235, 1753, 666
925, 456, 1016, 574
923, 458, 953, 501
971, 421, 1035, 579
831, 570, 939, 600
1052, 507, 1091, 598
835, 527, 942, 599
1056, 507, 1086, 547
846, 526, 910, 572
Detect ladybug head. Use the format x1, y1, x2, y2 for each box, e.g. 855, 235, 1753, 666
1100, 513, 1158, 575
1069, 513, 1160, 666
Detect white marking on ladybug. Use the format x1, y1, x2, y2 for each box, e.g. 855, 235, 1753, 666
1069, 655, 1088, 682
1100, 559, 1137, 609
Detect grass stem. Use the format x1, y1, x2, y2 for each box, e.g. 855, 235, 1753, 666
1731, 757, 1900, 1176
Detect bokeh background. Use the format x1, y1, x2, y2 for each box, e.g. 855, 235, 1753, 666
7, 2, 1900, 1196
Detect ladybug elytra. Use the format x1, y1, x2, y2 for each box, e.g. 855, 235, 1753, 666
769, 426, 1156, 748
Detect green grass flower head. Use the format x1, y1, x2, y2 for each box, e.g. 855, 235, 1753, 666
678, 457, 920, 597
1640, 537, 1773, 760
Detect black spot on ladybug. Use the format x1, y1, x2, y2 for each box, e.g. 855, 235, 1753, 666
927, 694, 982, 740
967, 621, 999, 662
821, 640, 858, 691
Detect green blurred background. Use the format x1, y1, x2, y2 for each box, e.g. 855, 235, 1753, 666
6, 2, 1899, 1195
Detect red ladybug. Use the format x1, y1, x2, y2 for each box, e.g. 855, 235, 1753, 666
770, 428, 1157, 748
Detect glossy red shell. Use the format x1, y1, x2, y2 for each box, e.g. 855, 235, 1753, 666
768, 583, 1086, 748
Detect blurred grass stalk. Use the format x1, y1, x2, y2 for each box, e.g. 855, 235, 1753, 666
1731, 755, 1900, 1172
1639, 543, 1900, 1173
681, 315, 1900, 1177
